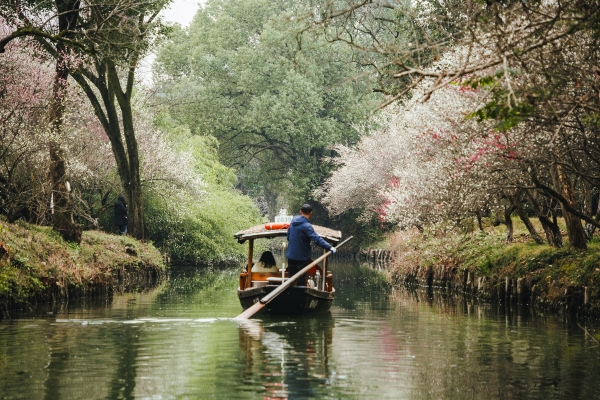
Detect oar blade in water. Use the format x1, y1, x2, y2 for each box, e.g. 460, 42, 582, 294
235, 301, 265, 319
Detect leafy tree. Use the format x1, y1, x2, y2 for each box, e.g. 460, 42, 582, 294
1, 3, 264, 262
314, 0, 600, 250
0, 3, 83, 242
153, 0, 380, 216
1, 0, 172, 239
0, 37, 53, 224
143, 115, 265, 263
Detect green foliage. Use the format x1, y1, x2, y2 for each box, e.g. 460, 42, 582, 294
466, 70, 535, 131
0, 263, 44, 304
154, 0, 380, 210
332, 209, 390, 249
465, 69, 550, 131
144, 188, 263, 265
334, 262, 392, 293
581, 113, 600, 126
464, 75, 498, 90
159, 267, 238, 297
144, 118, 265, 264
92, 112, 264, 264
469, 99, 534, 131
155, 113, 238, 188
353, 266, 393, 292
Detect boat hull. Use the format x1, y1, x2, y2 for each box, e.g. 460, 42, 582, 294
238, 285, 335, 315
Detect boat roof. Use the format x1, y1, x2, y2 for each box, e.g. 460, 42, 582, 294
234, 224, 343, 244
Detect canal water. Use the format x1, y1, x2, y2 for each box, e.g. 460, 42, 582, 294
1, 259, 599, 399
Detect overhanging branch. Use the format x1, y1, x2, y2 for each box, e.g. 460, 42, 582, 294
531, 176, 600, 229
0, 27, 89, 53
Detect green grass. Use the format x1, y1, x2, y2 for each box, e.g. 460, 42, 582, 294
0, 216, 166, 304
388, 217, 600, 303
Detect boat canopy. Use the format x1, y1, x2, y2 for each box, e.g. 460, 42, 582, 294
234, 224, 342, 244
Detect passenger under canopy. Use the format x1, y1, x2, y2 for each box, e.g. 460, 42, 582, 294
235, 221, 343, 316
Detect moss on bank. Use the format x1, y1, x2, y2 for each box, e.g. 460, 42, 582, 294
387, 219, 600, 313
0, 217, 167, 310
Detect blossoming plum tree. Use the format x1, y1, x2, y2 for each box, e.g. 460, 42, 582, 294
317, 0, 600, 250
0, 31, 54, 224
0, 0, 172, 240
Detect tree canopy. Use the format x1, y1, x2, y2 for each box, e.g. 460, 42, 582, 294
319, 0, 600, 250
4, 0, 600, 254
153, 0, 381, 217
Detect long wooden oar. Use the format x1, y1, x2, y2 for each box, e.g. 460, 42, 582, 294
235, 236, 353, 320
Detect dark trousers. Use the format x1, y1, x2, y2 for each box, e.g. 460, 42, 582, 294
287, 259, 311, 286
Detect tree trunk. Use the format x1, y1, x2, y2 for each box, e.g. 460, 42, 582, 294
514, 201, 544, 244
551, 164, 587, 250
493, 205, 515, 243
504, 207, 514, 243
476, 212, 484, 232
71, 59, 146, 240
107, 61, 145, 239
584, 189, 600, 240
0, 0, 153, 241
525, 190, 562, 247
47, 0, 81, 243
539, 214, 563, 248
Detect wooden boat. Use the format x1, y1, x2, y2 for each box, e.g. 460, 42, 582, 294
234, 223, 342, 316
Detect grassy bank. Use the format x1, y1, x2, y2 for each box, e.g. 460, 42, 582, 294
386, 219, 600, 312
0, 216, 167, 311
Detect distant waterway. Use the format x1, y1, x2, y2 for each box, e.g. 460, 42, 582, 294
1, 259, 599, 399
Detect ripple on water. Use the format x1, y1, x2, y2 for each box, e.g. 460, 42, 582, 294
0, 265, 599, 399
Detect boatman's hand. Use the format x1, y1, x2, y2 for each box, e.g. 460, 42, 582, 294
330, 247, 336, 253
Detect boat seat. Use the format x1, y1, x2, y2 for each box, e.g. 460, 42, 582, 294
266, 277, 289, 285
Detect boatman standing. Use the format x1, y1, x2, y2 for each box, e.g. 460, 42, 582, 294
286, 203, 336, 285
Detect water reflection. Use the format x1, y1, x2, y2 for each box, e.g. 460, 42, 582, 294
238, 314, 334, 399
0, 261, 599, 399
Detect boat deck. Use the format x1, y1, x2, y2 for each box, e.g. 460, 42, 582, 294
238, 284, 335, 315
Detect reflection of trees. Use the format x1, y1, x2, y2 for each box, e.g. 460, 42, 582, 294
330, 260, 392, 312
385, 288, 600, 399
0, 286, 167, 398
0, 321, 124, 398
43, 328, 70, 400
1, 265, 599, 399
238, 315, 334, 399
107, 325, 139, 399
156, 268, 235, 297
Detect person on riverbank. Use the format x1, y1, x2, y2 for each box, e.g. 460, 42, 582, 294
286, 203, 335, 285
114, 195, 128, 235
252, 251, 278, 272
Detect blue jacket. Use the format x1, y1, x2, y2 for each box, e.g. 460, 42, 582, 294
286, 215, 332, 261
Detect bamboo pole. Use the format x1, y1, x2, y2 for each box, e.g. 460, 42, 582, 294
236, 236, 353, 319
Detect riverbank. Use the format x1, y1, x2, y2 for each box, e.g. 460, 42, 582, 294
384, 220, 600, 316
0, 217, 168, 317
